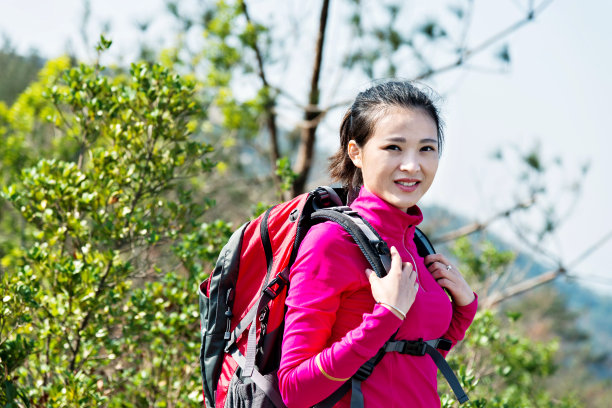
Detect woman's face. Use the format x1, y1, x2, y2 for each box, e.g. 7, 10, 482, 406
348, 107, 439, 212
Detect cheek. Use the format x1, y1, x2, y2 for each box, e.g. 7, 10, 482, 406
427, 157, 439, 176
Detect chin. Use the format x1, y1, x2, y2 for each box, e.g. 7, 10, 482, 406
389, 197, 416, 212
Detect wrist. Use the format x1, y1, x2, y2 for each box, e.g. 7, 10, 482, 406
453, 291, 476, 307
377, 302, 406, 320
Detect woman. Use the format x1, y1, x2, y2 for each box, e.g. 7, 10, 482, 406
277, 81, 478, 408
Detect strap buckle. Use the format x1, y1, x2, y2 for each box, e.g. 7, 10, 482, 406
402, 338, 427, 356
353, 361, 375, 382
353, 347, 386, 382
314, 186, 343, 209
432, 338, 452, 351
262, 272, 289, 299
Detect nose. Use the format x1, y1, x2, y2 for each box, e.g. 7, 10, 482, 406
399, 152, 421, 173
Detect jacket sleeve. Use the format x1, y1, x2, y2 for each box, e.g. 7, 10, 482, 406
277, 223, 403, 408
441, 293, 478, 356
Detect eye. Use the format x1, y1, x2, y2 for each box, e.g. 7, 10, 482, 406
384, 144, 401, 151
420, 145, 437, 152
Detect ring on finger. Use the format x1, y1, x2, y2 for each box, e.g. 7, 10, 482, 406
446, 264, 452, 271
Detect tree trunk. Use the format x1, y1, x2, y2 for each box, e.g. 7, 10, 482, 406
292, 0, 330, 196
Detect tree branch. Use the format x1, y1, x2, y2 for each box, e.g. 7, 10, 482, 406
415, 0, 555, 81
485, 266, 565, 308
240, 0, 281, 186
483, 225, 610, 308
568, 230, 612, 269
292, 0, 330, 196
432, 195, 537, 243
313, 0, 553, 128
69, 260, 113, 372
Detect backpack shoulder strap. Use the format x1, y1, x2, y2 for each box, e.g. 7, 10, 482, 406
310, 207, 391, 278
414, 226, 436, 258
311, 209, 437, 277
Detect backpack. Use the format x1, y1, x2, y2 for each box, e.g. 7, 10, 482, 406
198, 186, 468, 408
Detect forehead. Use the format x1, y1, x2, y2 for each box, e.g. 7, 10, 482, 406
368, 107, 438, 141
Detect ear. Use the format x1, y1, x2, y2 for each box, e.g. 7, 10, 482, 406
347, 140, 363, 169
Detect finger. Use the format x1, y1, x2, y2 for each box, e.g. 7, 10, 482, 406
440, 261, 453, 273
389, 246, 402, 274
432, 265, 457, 280
424, 253, 448, 266
427, 261, 445, 274
365, 268, 376, 282
407, 267, 417, 285
436, 278, 455, 291
402, 261, 413, 274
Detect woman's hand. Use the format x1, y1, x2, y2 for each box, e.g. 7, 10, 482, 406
365, 246, 418, 318
424, 254, 475, 306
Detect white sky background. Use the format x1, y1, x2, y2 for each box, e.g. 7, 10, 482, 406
1, 0, 610, 293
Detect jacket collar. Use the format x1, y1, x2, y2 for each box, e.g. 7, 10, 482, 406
349, 186, 423, 244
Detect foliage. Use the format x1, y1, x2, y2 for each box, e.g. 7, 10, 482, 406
0, 42, 231, 406
431, 237, 582, 407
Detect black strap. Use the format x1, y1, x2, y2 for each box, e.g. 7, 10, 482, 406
226, 268, 290, 353
384, 339, 469, 404
240, 268, 290, 376
260, 207, 275, 282
350, 378, 365, 408
229, 346, 287, 408
423, 344, 468, 404
312, 381, 351, 408
327, 338, 467, 408
311, 208, 391, 278
413, 226, 436, 258
347, 346, 388, 408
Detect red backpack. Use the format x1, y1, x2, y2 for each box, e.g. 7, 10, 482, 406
198, 187, 467, 407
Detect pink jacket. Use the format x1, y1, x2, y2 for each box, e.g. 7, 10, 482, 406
277, 187, 478, 408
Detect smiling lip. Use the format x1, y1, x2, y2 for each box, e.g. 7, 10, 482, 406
395, 179, 420, 192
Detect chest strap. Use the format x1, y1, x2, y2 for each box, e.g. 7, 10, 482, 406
343, 338, 468, 408
384, 338, 467, 403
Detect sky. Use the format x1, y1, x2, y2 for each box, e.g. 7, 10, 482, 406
1, 0, 610, 293
433, 0, 612, 292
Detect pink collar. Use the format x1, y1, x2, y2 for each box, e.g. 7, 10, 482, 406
349, 186, 423, 243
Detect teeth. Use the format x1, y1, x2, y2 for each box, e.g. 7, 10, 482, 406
397, 181, 417, 187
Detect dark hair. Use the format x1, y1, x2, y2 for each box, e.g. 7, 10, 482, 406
329, 80, 444, 196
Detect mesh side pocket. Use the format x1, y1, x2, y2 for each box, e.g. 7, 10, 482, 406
224, 373, 278, 408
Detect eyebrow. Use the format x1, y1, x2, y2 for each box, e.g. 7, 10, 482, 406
385, 136, 438, 144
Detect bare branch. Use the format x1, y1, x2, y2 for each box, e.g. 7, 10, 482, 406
413, 0, 556, 80
69, 260, 113, 372
485, 266, 565, 308
568, 230, 612, 269
317, 0, 553, 117
433, 195, 537, 243
483, 224, 610, 307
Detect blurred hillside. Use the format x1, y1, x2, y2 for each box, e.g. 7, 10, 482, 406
0, 43, 44, 105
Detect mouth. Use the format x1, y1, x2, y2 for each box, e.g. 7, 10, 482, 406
395, 181, 418, 187
394, 179, 420, 192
